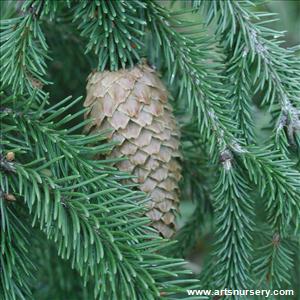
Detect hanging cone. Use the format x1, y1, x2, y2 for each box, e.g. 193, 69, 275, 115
84, 63, 182, 238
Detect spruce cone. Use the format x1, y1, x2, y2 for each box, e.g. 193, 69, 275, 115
84, 63, 181, 238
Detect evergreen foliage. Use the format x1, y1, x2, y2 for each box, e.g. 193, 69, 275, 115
0, 5, 49, 96
0, 0, 299, 299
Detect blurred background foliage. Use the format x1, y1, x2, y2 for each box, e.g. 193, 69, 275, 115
264, 0, 300, 47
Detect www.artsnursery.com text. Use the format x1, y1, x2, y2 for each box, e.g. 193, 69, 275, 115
186, 288, 294, 297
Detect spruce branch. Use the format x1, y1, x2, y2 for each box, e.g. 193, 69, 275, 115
145, 2, 300, 292
240, 147, 300, 235
0, 194, 34, 300
212, 165, 254, 290
144, 1, 257, 292
144, 2, 300, 225
226, 57, 255, 143
239, 147, 300, 289
144, 0, 241, 162
1, 92, 203, 299
73, 0, 146, 71
21, 0, 65, 21
193, 0, 300, 152
1, 1, 299, 297
192, 0, 256, 143
188, 1, 300, 290
253, 232, 294, 289
0, 1, 50, 97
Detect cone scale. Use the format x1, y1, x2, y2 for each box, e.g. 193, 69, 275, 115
84, 63, 182, 238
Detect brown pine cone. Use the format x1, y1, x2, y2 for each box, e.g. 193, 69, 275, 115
84, 63, 182, 238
